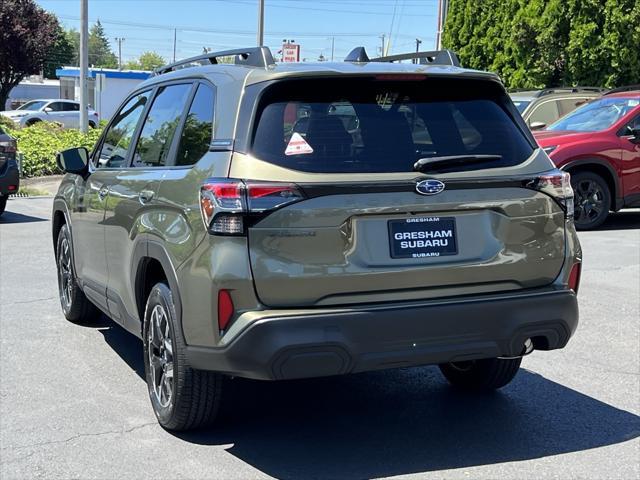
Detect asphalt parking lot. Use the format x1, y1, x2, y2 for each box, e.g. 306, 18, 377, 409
1, 195, 638, 480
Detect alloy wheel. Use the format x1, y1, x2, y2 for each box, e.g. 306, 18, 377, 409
57, 237, 73, 311
148, 304, 174, 408
573, 178, 606, 225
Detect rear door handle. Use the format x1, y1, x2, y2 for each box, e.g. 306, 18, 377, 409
139, 190, 154, 204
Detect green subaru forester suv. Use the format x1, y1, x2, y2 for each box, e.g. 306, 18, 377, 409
53, 46, 581, 431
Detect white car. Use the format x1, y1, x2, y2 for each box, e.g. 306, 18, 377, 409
0, 99, 100, 129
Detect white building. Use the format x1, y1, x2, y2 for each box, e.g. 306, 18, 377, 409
56, 67, 151, 120
6, 77, 60, 110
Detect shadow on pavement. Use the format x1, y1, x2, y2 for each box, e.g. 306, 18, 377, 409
598, 210, 640, 230
191, 368, 637, 478
97, 319, 145, 379
98, 317, 640, 479
0, 210, 48, 224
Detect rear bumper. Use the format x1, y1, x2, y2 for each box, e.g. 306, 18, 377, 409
0, 160, 19, 196
186, 289, 578, 380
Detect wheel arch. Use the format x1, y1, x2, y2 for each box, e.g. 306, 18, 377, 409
561, 158, 621, 210
132, 240, 184, 337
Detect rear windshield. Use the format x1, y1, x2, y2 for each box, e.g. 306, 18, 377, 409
251, 77, 534, 173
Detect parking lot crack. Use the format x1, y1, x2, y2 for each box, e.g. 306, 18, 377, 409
3, 296, 56, 306
4, 422, 157, 455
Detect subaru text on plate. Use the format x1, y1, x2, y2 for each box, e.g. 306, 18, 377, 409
52, 46, 581, 431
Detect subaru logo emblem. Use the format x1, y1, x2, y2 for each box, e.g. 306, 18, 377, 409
416, 179, 445, 195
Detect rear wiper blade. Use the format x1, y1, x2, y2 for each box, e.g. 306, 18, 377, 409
413, 154, 502, 172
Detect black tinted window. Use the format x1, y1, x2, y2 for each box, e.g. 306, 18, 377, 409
252, 77, 534, 173
175, 84, 214, 166
96, 91, 151, 168
132, 84, 192, 168
47, 102, 65, 112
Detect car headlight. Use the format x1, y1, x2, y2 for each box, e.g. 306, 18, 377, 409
542, 145, 558, 155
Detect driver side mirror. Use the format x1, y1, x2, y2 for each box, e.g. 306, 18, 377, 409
56, 147, 89, 175
529, 121, 547, 131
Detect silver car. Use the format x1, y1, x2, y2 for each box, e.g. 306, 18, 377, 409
0, 99, 100, 128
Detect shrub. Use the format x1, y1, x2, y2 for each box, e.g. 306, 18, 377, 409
4, 122, 103, 177
0, 115, 18, 129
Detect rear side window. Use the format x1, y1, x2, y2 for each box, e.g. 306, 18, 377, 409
132, 83, 192, 168
175, 83, 214, 166
251, 77, 533, 173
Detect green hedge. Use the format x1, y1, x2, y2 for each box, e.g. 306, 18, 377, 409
3, 121, 103, 177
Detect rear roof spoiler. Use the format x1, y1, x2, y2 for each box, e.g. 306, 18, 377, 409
345, 47, 461, 67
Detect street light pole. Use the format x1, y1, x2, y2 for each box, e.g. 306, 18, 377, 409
79, 0, 88, 133
257, 0, 264, 46
115, 38, 125, 70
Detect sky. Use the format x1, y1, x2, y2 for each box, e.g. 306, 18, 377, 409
36, 0, 441, 65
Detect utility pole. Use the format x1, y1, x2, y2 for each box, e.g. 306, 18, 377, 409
331, 36, 335, 62
436, 0, 449, 49
173, 29, 177, 62
79, 0, 88, 133
380, 34, 386, 56
414, 38, 422, 64
257, 0, 264, 46
115, 37, 125, 70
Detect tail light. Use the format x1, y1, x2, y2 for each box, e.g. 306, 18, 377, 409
0, 139, 17, 153
529, 170, 574, 219
200, 179, 305, 235
217, 289, 234, 331
568, 262, 582, 293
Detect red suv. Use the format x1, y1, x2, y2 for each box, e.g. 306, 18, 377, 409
534, 89, 640, 229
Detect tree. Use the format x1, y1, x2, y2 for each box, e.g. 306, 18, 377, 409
0, 0, 60, 109
124, 51, 165, 71
442, 0, 640, 89
43, 26, 76, 78
88, 20, 117, 68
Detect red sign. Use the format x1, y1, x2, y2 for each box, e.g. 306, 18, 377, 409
282, 43, 300, 62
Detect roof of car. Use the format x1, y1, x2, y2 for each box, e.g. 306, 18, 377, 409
137, 59, 502, 91
602, 90, 640, 99
26, 99, 79, 103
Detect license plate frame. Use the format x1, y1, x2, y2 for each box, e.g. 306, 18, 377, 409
388, 216, 458, 259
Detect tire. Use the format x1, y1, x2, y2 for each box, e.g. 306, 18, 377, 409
0, 195, 7, 217
89, 121, 96, 129
439, 357, 522, 391
26, 118, 41, 127
571, 171, 611, 230
143, 282, 225, 431
56, 224, 99, 323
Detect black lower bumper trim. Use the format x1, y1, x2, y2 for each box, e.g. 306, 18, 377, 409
186, 289, 578, 380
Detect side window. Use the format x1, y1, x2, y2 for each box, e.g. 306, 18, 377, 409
47, 102, 64, 112
95, 91, 151, 169
132, 84, 192, 168
528, 101, 560, 127
68, 103, 80, 111
175, 84, 214, 166
558, 98, 589, 116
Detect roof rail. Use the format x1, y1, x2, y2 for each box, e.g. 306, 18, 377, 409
538, 86, 605, 97
344, 47, 461, 67
154, 46, 275, 76
603, 84, 640, 95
